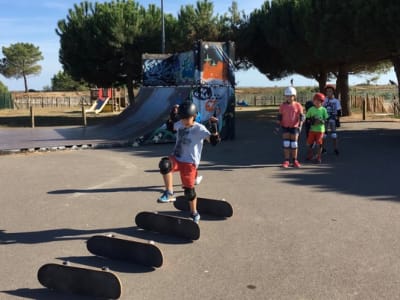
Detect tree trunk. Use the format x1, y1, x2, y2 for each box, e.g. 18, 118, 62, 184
315, 72, 328, 92
23, 74, 28, 93
126, 78, 135, 106
336, 65, 351, 116
391, 56, 400, 98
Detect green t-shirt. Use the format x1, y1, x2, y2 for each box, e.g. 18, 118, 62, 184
306, 106, 328, 132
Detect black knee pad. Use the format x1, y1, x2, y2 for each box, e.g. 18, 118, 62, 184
184, 187, 196, 202
158, 157, 172, 174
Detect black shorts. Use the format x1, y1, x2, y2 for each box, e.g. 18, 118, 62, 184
281, 127, 300, 135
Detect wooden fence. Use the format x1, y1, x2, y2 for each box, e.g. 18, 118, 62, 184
10, 91, 91, 109
237, 93, 314, 106
237, 92, 398, 115
350, 94, 397, 114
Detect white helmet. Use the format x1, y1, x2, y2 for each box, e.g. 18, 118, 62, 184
284, 86, 297, 96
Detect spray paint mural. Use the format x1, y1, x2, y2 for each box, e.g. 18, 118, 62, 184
142, 51, 196, 86
138, 41, 235, 144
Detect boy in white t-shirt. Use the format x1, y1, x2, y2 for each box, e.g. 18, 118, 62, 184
157, 101, 220, 223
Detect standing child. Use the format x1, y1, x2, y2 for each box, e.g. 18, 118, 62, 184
323, 84, 342, 155
277, 86, 304, 168
165, 104, 180, 133
303, 99, 314, 142
157, 101, 220, 223
305, 93, 328, 163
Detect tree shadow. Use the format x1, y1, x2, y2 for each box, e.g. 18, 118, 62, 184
273, 126, 400, 201
125, 112, 400, 201
0, 224, 192, 245
1, 288, 89, 300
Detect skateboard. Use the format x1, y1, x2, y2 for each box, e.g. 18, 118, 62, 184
135, 211, 200, 240
37, 262, 121, 299
87, 234, 163, 268
174, 196, 233, 218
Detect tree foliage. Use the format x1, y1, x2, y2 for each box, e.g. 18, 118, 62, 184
237, 0, 400, 115
55, 0, 400, 114
51, 71, 90, 91
56, 0, 163, 102
0, 43, 43, 92
0, 81, 8, 93
56, 0, 241, 102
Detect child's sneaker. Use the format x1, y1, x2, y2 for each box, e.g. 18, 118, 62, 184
157, 190, 176, 203
190, 212, 200, 224
195, 175, 203, 185
292, 160, 301, 168
315, 156, 322, 164
281, 160, 290, 168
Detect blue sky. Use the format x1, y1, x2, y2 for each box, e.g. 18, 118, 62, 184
0, 0, 395, 91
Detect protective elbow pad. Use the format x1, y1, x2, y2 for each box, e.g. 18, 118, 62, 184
210, 134, 221, 146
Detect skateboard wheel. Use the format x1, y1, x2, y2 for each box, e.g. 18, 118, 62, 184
148, 240, 155, 245
101, 266, 109, 271
63, 261, 70, 266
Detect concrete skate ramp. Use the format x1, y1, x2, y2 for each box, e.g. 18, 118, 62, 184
0, 86, 191, 151
100, 86, 191, 139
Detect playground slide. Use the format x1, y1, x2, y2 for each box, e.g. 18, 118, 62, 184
85, 97, 111, 114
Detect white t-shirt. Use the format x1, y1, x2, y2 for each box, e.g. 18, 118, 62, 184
324, 97, 341, 119
173, 121, 211, 167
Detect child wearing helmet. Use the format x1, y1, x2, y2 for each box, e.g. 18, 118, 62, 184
165, 104, 180, 133
157, 101, 220, 223
323, 84, 341, 155
277, 87, 304, 168
305, 93, 329, 163
165, 103, 203, 185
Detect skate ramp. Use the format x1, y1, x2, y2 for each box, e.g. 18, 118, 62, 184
98, 86, 192, 140
0, 86, 191, 151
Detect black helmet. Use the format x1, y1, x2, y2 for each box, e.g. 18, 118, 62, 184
178, 101, 197, 118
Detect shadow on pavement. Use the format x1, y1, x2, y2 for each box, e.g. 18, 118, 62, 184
0, 225, 193, 245
123, 109, 400, 201
55, 255, 156, 273
1, 288, 89, 300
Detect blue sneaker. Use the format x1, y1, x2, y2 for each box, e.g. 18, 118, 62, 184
157, 190, 176, 203
190, 212, 200, 224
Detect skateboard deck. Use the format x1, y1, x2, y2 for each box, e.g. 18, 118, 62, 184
87, 234, 163, 268
174, 196, 233, 218
37, 263, 121, 299
135, 211, 200, 240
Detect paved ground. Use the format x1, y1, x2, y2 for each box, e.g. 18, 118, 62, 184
1, 108, 400, 299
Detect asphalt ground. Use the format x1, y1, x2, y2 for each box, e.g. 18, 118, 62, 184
1, 108, 400, 299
